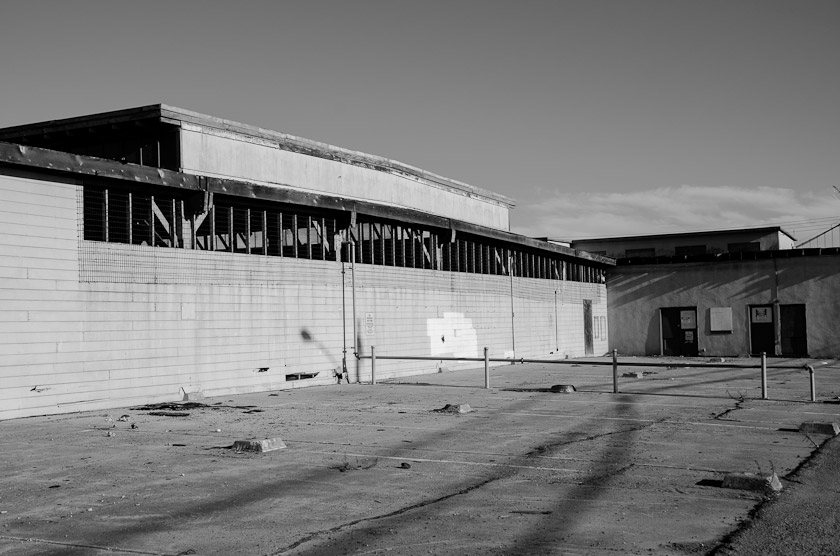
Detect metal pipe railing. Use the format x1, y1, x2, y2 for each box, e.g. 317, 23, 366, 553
356, 347, 831, 400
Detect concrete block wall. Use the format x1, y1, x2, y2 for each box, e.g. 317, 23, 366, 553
0, 170, 607, 420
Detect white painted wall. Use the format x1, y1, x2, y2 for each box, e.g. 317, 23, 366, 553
0, 171, 606, 420
179, 126, 512, 231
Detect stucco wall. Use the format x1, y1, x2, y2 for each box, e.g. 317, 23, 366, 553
179, 126, 512, 231
0, 171, 605, 420
607, 257, 840, 358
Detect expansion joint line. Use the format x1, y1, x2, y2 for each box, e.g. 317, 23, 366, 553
530, 419, 664, 454
268, 477, 500, 555
0, 535, 169, 555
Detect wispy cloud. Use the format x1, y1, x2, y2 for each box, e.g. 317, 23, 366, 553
512, 185, 840, 242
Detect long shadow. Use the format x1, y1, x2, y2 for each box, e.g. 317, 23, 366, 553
31, 364, 781, 555
275, 393, 648, 555
32, 390, 569, 555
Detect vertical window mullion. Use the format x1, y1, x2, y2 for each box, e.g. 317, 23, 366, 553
104, 189, 110, 243
128, 192, 133, 245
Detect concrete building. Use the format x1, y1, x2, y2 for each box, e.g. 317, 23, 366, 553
0, 105, 613, 420
605, 248, 840, 359
568, 226, 797, 260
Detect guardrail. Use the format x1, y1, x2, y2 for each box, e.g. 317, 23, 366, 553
357, 348, 829, 401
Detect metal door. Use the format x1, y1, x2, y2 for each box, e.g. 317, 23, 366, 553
780, 304, 807, 356
749, 305, 775, 355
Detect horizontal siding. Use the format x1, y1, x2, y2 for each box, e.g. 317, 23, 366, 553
0, 170, 608, 420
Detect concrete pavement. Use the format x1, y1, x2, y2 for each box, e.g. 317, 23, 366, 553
1, 356, 838, 555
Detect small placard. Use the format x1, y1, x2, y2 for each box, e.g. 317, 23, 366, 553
365, 312, 375, 336
751, 307, 773, 324
680, 310, 696, 329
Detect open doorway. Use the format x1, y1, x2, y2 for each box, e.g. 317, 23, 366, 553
749, 305, 774, 355
660, 307, 698, 356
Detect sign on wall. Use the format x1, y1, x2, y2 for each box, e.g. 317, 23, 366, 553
365, 312, 375, 336
751, 307, 773, 323
710, 307, 733, 332
680, 310, 696, 329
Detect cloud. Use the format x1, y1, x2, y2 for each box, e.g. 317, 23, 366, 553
512, 185, 840, 242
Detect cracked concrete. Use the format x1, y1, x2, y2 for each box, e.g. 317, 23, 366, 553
1, 356, 838, 555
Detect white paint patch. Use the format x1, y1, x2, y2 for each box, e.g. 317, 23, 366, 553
427, 312, 478, 357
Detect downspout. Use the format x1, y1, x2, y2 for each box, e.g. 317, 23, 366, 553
509, 254, 516, 361
351, 239, 358, 361
341, 257, 348, 380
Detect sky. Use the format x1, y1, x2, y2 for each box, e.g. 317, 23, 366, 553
1, 0, 838, 242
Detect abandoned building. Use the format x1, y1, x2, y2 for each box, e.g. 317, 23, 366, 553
568, 226, 797, 260
568, 230, 840, 359
0, 104, 613, 420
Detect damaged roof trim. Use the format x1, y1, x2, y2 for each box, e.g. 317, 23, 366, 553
0, 141, 613, 267
0, 104, 515, 209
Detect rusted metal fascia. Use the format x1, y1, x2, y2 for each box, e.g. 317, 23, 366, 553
0, 141, 201, 192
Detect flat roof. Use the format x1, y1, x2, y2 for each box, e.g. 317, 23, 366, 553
0, 104, 515, 208
564, 225, 797, 244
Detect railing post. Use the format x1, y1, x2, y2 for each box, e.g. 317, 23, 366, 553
760, 352, 767, 400
612, 349, 618, 394
807, 365, 816, 402
371, 345, 376, 385
484, 347, 490, 389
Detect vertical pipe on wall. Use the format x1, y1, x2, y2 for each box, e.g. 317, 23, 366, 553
341, 259, 348, 381
351, 240, 358, 358
484, 347, 490, 389
509, 253, 516, 362
371, 345, 376, 385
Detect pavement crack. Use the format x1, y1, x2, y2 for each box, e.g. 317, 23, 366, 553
713, 392, 746, 421
268, 477, 499, 555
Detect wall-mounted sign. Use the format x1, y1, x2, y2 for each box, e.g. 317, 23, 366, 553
680, 310, 697, 329
365, 312, 375, 336
751, 307, 773, 323
710, 307, 733, 332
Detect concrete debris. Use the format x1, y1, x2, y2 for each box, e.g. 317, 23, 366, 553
799, 422, 840, 436
432, 403, 472, 414
550, 384, 576, 393
722, 472, 783, 494
400, 462, 412, 469
622, 371, 644, 378
117, 415, 130, 421
233, 438, 286, 453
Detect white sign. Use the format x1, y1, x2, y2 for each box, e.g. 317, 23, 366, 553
365, 312, 375, 336
680, 310, 696, 329
710, 307, 733, 332
751, 307, 773, 323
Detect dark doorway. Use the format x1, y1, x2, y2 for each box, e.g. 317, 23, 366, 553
780, 304, 807, 356
750, 305, 775, 355
660, 307, 698, 356
583, 300, 594, 356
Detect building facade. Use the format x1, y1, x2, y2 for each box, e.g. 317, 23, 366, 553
569, 226, 796, 260
606, 250, 840, 359
0, 105, 612, 420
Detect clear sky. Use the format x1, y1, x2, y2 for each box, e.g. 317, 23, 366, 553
1, 0, 838, 241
